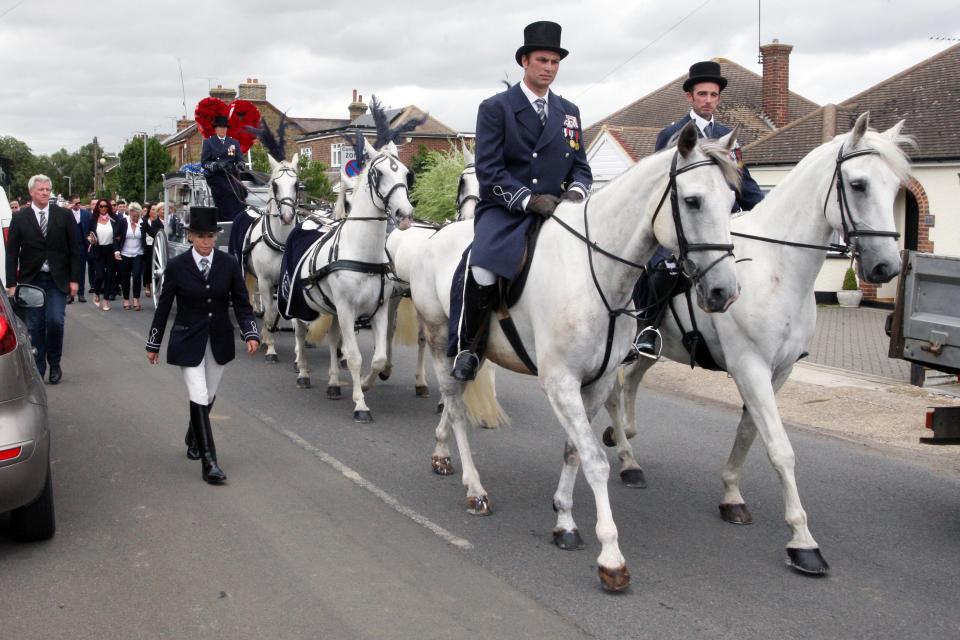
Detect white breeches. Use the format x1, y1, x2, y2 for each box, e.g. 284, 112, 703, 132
181, 343, 226, 405
470, 265, 497, 286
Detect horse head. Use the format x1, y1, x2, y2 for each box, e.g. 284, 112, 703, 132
363, 139, 414, 230
456, 141, 480, 221
654, 121, 740, 313
826, 112, 909, 285
267, 153, 299, 225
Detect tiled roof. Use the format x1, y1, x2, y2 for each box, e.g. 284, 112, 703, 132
161, 123, 197, 146
600, 125, 661, 161
584, 57, 820, 149
291, 117, 349, 132
298, 105, 457, 140
745, 42, 960, 164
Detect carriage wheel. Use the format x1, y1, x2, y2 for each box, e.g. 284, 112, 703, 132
151, 229, 168, 309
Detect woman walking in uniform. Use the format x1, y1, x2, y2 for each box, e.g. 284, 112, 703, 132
145, 206, 260, 484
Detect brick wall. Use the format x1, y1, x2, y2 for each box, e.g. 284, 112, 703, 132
297, 135, 460, 181
760, 41, 793, 128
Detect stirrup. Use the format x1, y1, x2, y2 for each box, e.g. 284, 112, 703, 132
632, 326, 662, 361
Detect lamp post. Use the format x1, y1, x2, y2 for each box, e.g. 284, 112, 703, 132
133, 131, 148, 202
64, 175, 71, 198
98, 157, 106, 195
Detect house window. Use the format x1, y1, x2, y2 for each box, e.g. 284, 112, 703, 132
331, 143, 342, 167
301, 147, 312, 161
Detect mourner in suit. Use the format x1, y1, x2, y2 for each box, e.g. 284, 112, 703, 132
201, 115, 247, 223
145, 207, 260, 484
633, 60, 766, 358
68, 196, 92, 303
5, 175, 81, 383
449, 20, 593, 381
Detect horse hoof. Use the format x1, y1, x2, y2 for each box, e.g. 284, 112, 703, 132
353, 410, 373, 423
326, 386, 341, 400
436, 402, 444, 414
598, 565, 631, 592
379, 368, 392, 381
431, 455, 454, 475
304, 341, 316, 349
415, 385, 430, 397
620, 468, 647, 488
786, 548, 830, 575
296, 377, 311, 389
719, 503, 753, 525
552, 529, 585, 550
467, 495, 491, 516
602, 426, 617, 447
264, 353, 279, 363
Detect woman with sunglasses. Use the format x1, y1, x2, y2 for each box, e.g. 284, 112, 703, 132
89, 199, 118, 310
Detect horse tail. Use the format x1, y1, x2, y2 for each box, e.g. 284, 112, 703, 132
307, 315, 334, 345
464, 362, 509, 429
395, 298, 419, 346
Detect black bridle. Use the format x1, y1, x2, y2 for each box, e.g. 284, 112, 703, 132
362, 152, 411, 224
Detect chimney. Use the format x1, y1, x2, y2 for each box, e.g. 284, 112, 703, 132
238, 77, 266, 101
760, 39, 793, 128
209, 84, 237, 102
348, 89, 368, 120
821, 104, 837, 142
176, 118, 193, 132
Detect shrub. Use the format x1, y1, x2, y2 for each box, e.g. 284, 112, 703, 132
842, 267, 859, 291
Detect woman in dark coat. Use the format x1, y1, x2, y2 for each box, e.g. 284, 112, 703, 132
89, 199, 119, 311
145, 206, 260, 484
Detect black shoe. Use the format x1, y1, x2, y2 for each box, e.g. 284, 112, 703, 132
66, 297, 74, 305
190, 401, 226, 484
48, 365, 62, 385
88, 288, 95, 294
452, 351, 481, 382
78, 296, 86, 303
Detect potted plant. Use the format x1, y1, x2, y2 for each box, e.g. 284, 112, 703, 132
836, 266, 863, 307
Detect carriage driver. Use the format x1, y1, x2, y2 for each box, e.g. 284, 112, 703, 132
145, 207, 260, 485
632, 60, 765, 358
201, 115, 247, 223
449, 20, 592, 381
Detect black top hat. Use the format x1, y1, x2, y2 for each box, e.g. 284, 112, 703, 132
187, 206, 222, 233
213, 115, 229, 128
515, 21, 569, 66
683, 60, 728, 92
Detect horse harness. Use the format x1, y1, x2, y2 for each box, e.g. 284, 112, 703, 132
498, 150, 735, 386
456, 164, 480, 221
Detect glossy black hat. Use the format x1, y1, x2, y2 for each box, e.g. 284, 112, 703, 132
187, 206, 221, 233
515, 21, 568, 66
213, 115, 229, 127
683, 60, 728, 92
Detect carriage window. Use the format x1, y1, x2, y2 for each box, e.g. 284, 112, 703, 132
330, 144, 342, 168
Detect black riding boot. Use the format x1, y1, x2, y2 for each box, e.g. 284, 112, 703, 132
190, 401, 226, 484
451, 276, 499, 382
184, 397, 214, 460
634, 267, 679, 358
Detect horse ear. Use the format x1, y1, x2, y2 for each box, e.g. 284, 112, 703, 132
291, 152, 300, 167
882, 119, 905, 140
851, 112, 870, 146
462, 139, 475, 164
677, 121, 698, 158
718, 125, 739, 151
363, 139, 378, 159
267, 154, 279, 171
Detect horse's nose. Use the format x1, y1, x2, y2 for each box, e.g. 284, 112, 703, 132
705, 286, 736, 313
869, 261, 899, 284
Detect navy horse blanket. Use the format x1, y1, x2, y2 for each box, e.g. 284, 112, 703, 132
278, 223, 330, 321
228, 210, 258, 274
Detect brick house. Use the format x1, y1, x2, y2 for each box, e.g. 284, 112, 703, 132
584, 42, 819, 187
744, 42, 960, 303
296, 90, 470, 184
161, 79, 340, 167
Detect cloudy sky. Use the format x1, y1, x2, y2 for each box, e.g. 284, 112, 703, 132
2, 0, 957, 155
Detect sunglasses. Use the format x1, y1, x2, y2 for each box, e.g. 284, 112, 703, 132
98, 205, 109, 209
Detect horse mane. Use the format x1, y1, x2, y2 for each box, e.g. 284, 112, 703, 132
698, 139, 743, 191
251, 113, 289, 162
856, 129, 914, 184
369, 95, 429, 150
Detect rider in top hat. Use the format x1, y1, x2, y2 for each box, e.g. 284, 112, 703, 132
630, 60, 766, 358
201, 115, 247, 222
448, 20, 592, 381
145, 206, 260, 485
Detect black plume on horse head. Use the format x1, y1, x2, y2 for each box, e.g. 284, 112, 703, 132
248, 113, 289, 162
369, 95, 429, 150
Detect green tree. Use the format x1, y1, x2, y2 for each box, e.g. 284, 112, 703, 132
0, 135, 36, 199
250, 142, 271, 173
115, 136, 173, 203
297, 155, 334, 202
408, 148, 467, 222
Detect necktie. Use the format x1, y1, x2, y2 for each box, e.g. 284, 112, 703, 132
39, 210, 48, 237
703, 122, 714, 138
200, 257, 210, 280
534, 98, 547, 127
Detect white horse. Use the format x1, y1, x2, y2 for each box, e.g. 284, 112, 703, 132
243, 153, 300, 362
289, 138, 413, 422
410, 123, 742, 591
603, 113, 910, 575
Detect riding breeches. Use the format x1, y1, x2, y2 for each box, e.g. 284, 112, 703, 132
181, 343, 226, 405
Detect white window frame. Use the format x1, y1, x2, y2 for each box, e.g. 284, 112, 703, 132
330, 143, 342, 167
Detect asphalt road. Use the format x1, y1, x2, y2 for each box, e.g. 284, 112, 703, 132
2, 300, 959, 639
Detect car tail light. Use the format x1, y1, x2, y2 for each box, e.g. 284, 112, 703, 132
926, 408, 935, 430
0, 310, 16, 356
0, 445, 22, 462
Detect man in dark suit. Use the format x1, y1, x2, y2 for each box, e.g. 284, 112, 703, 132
633, 60, 765, 357
201, 115, 247, 223
67, 196, 92, 303
146, 207, 260, 485
448, 20, 592, 381
5, 175, 81, 383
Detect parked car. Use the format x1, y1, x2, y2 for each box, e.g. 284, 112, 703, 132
0, 282, 54, 541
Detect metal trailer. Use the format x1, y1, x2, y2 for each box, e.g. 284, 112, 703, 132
152, 165, 270, 307
887, 250, 960, 443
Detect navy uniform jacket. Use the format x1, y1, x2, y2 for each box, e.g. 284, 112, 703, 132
146, 249, 260, 367
472, 82, 593, 279
201, 135, 244, 173
654, 114, 764, 211
201, 135, 246, 222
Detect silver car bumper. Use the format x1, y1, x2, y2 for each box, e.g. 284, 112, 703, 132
0, 396, 50, 514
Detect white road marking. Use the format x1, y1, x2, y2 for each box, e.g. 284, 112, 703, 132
246, 407, 474, 550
